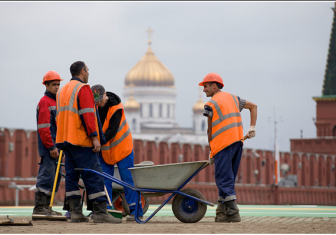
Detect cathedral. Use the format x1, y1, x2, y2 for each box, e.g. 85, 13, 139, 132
122, 28, 208, 146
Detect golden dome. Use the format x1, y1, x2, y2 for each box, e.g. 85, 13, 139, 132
193, 88, 205, 113
125, 45, 175, 87
124, 94, 140, 111
193, 98, 205, 114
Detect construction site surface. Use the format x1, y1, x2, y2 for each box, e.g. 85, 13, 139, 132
1, 204, 336, 234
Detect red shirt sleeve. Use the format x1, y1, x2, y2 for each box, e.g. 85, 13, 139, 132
37, 99, 55, 149
77, 85, 97, 137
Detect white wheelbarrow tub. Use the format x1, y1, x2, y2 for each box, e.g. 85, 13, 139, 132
128, 160, 208, 191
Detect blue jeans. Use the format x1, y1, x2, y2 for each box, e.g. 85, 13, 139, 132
98, 151, 143, 216
36, 154, 62, 195
214, 141, 243, 202
63, 145, 106, 202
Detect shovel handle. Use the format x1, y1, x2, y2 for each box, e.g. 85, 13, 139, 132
50, 150, 63, 208
104, 185, 113, 207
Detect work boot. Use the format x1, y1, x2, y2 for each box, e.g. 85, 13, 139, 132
32, 192, 49, 215
215, 202, 226, 222
68, 198, 89, 223
216, 200, 241, 223
46, 195, 63, 216
92, 201, 122, 223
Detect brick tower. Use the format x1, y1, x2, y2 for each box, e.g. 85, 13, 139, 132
290, 3, 336, 154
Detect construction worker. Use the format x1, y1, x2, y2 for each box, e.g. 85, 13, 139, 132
91, 84, 144, 222
55, 61, 121, 224
33, 71, 64, 217
199, 73, 257, 223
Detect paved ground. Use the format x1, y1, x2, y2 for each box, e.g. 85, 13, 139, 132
2, 204, 336, 217
1, 205, 336, 234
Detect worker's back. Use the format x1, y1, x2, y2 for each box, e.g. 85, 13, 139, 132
206, 91, 244, 157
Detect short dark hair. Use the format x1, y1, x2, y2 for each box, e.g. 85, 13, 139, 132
209, 82, 223, 89
70, 61, 86, 77
45, 80, 59, 86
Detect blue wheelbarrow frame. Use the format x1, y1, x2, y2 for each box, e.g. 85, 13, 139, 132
75, 161, 214, 223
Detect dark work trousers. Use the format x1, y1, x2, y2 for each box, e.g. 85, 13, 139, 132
214, 141, 243, 202
63, 145, 106, 203
98, 151, 143, 216
36, 154, 62, 195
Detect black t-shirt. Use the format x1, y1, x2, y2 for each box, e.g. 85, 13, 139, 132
97, 92, 122, 143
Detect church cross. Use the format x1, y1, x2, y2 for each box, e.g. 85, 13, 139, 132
146, 27, 153, 45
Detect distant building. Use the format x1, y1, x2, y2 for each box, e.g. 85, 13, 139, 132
122, 29, 208, 146
290, 5, 336, 155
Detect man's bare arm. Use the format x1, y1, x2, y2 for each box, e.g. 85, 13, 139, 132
244, 100, 257, 138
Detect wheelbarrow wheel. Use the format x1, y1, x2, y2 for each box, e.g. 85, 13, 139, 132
112, 192, 127, 217
113, 192, 150, 216
122, 193, 150, 216
172, 188, 207, 223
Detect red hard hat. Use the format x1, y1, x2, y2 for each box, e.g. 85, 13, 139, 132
199, 73, 224, 88
42, 71, 63, 85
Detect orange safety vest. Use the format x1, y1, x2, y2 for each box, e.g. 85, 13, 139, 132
100, 103, 133, 165
206, 92, 244, 158
56, 80, 100, 147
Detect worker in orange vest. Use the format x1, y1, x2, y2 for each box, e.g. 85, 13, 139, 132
91, 84, 143, 222
56, 61, 121, 224
199, 73, 257, 223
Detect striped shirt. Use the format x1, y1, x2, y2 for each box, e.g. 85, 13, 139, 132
203, 96, 246, 117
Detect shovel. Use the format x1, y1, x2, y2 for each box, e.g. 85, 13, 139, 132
104, 185, 122, 219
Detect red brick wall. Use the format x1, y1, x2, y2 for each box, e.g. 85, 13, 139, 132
315, 100, 336, 137
290, 138, 336, 155
0, 128, 335, 206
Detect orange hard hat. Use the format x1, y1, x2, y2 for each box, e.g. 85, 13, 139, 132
198, 73, 224, 88
42, 71, 63, 85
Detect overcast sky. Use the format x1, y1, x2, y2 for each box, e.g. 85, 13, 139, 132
0, 1, 334, 152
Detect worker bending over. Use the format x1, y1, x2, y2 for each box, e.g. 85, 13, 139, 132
199, 73, 257, 223
91, 84, 143, 222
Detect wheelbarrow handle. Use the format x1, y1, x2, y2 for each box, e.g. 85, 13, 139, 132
75, 168, 84, 172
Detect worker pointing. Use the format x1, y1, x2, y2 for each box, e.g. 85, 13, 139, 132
200, 72, 257, 223
55, 61, 121, 224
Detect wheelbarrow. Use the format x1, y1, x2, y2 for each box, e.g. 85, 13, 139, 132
57, 161, 152, 217
75, 160, 214, 223
110, 161, 154, 216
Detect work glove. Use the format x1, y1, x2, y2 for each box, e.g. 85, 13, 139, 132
79, 178, 85, 188
246, 126, 256, 139
208, 152, 214, 165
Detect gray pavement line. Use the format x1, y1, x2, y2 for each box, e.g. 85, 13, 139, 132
295, 217, 308, 222
266, 217, 282, 222
240, 212, 336, 214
